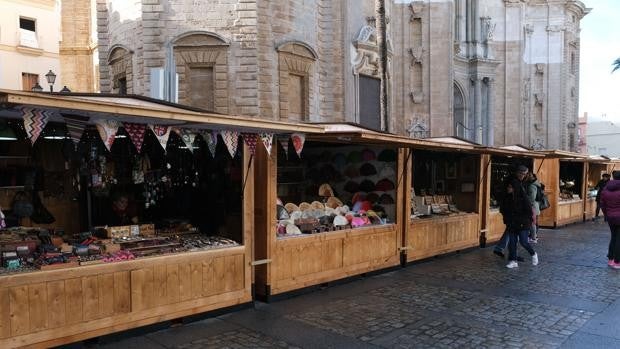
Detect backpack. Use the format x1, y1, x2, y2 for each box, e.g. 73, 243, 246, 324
536, 182, 550, 211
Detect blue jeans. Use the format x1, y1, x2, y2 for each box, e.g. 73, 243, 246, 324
494, 229, 509, 251
508, 229, 535, 261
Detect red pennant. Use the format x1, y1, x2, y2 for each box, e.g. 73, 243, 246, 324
123, 123, 147, 153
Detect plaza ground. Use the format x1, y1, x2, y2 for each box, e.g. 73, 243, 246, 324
63, 220, 620, 348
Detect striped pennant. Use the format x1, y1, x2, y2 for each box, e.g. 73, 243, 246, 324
22, 107, 52, 145
63, 114, 89, 147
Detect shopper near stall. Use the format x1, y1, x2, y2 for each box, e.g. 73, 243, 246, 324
502, 177, 538, 269
526, 172, 542, 243
599, 171, 620, 268
108, 192, 139, 226
493, 165, 529, 260
596, 173, 611, 221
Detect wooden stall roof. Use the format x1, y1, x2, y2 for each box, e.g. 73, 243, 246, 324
481, 144, 545, 158
587, 155, 612, 164
312, 123, 480, 152
0, 89, 324, 134
538, 149, 588, 161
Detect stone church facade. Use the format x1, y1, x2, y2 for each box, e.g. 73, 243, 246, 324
96, 0, 588, 150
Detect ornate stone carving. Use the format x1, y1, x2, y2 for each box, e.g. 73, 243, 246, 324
408, 47, 424, 65
525, 24, 534, 36
546, 24, 565, 32
531, 139, 545, 150
353, 25, 381, 77
409, 2, 423, 22
408, 117, 429, 139
453, 41, 461, 55
535, 63, 544, 74
482, 17, 496, 41
409, 91, 424, 104
534, 93, 544, 106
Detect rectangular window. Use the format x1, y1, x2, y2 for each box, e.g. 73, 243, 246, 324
288, 74, 305, 121
19, 17, 35, 32
359, 75, 381, 131
189, 66, 214, 111
21, 73, 38, 91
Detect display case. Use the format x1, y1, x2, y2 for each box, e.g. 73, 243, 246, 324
404, 143, 484, 262
254, 132, 405, 299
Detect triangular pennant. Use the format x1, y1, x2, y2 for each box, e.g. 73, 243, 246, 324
291, 133, 305, 157
202, 130, 219, 158
94, 120, 121, 151
259, 133, 274, 155
123, 123, 147, 153
279, 137, 289, 160
221, 130, 240, 158
22, 107, 51, 145
149, 125, 171, 151
242, 133, 258, 156
63, 114, 89, 147
178, 129, 197, 153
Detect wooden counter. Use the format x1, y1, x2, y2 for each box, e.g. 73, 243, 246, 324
584, 197, 596, 221
0, 246, 251, 349
406, 213, 480, 261
486, 209, 505, 244
557, 199, 585, 226
268, 224, 399, 295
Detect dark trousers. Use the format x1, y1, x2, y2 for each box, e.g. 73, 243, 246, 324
607, 224, 620, 262
508, 229, 535, 261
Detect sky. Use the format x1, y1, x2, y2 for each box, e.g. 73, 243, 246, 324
579, 0, 620, 122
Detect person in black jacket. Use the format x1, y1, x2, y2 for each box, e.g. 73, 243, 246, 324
501, 178, 539, 268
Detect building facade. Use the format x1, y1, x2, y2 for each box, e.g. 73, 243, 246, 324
586, 118, 620, 157
0, 0, 98, 93
96, 0, 588, 150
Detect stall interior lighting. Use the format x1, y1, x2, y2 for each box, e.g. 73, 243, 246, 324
114, 134, 127, 139
0, 121, 18, 141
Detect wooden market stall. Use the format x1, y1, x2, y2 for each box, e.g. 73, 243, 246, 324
535, 150, 588, 228
0, 90, 322, 348
481, 145, 545, 244
402, 137, 486, 262
583, 156, 614, 221
253, 124, 408, 299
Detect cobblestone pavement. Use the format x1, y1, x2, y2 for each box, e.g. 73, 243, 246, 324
66, 221, 620, 349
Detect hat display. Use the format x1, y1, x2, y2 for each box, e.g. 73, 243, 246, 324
311, 201, 325, 210
379, 165, 396, 179
344, 180, 359, 193
360, 163, 377, 176
286, 224, 302, 235
359, 179, 376, 193
277, 205, 290, 220
333, 215, 348, 226
366, 192, 380, 203
347, 151, 362, 164
319, 183, 334, 197
344, 165, 360, 178
285, 203, 299, 213
351, 192, 366, 204
299, 202, 311, 211
379, 193, 395, 204
351, 217, 366, 227
378, 149, 397, 162
332, 153, 347, 168
326, 196, 343, 209
362, 148, 376, 161
375, 178, 395, 192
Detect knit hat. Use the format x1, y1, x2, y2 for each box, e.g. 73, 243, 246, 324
379, 193, 395, 204
360, 163, 377, 176
362, 148, 376, 161
359, 179, 376, 192
347, 151, 362, 164
344, 180, 360, 193
366, 192, 380, 203
344, 164, 360, 178
375, 178, 395, 192
379, 165, 396, 179
378, 149, 397, 162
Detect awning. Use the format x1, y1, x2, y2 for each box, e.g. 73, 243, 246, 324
0, 89, 324, 134
538, 149, 588, 161
482, 144, 545, 158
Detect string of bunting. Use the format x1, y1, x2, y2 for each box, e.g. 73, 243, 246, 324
22, 107, 53, 145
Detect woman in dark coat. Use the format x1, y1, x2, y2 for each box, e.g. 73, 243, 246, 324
501, 179, 538, 268
600, 171, 620, 268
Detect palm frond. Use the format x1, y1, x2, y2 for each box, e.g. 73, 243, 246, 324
612, 57, 620, 73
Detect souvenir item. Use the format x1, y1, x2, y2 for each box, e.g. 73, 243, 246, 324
359, 179, 376, 193
318, 184, 334, 197
149, 125, 171, 151
123, 123, 147, 153
379, 165, 396, 178
344, 165, 360, 178
362, 149, 376, 161
376, 178, 395, 191
311, 201, 325, 210
351, 217, 366, 227
360, 163, 377, 176
221, 130, 240, 157
291, 133, 305, 157
286, 224, 302, 235
285, 203, 300, 213
333, 215, 348, 226
299, 202, 311, 211
243, 133, 258, 155
260, 133, 274, 155
326, 197, 343, 209
22, 107, 51, 145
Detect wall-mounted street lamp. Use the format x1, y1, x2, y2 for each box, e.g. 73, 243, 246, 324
45, 69, 56, 93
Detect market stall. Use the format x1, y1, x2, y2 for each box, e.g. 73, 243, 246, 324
0, 89, 322, 348
253, 124, 406, 299
403, 137, 485, 262
535, 150, 587, 228
481, 145, 544, 244
583, 156, 613, 221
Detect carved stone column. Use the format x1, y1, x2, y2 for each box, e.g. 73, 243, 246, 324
473, 76, 482, 143
485, 77, 495, 146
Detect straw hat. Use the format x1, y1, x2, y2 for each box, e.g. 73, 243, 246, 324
318, 184, 334, 197
311, 201, 325, 210
285, 203, 299, 213
326, 196, 343, 209
299, 202, 312, 211
286, 224, 302, 235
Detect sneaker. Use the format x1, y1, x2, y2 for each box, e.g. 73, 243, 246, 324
506, 261, 518, 269
493, 250, 505, 258
612, 262, 620, 270
532, 253, 539, 266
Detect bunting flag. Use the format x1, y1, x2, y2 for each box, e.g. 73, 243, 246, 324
149, 124, 171, 151
123, 123, 147, 153
178, 129, 197, 153
291, 133, 306, 157
94, 120, 121, 151
279, 137, 289, 160
221, 130, 240, 158
22, 107, 51, 145
242, 133, 258, 156
202, 130, 219, 158
63, 114, 89, 147
259, 133, 274, 155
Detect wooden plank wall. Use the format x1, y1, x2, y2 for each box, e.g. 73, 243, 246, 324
407, 213, 480, 261
534, 158, 559, 227
0, 249, 248, 348
486, 210, 506, 244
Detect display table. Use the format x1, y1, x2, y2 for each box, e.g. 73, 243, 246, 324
268, 224, 399, 295
0, 246, 250, 348
406, 213, 480, 261
557, 199, 585, 226
584, 197, 596, 221
486, 209, 505, 243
